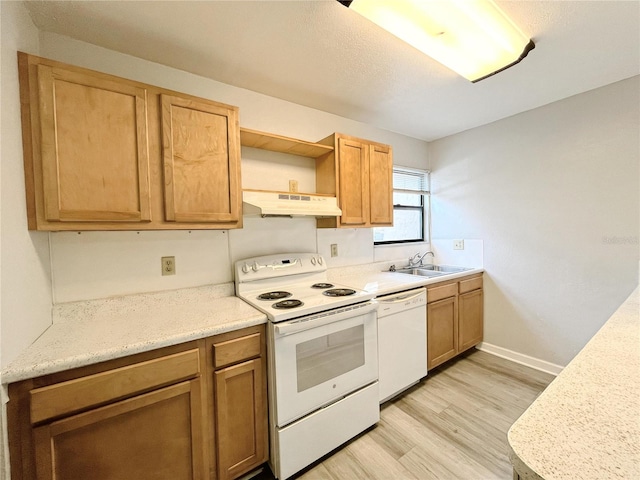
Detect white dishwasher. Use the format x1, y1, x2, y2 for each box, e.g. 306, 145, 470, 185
377, 287, 428, 403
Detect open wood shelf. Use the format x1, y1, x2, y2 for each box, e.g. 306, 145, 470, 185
240, 127, 333, 158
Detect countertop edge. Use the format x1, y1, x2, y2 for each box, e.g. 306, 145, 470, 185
507, 285, 640, 479
507, 437, 544, 480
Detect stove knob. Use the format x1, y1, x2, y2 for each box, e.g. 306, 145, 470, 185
317, 256, 323, 265
241, 263, 249, 274
310, 257, 316, 265
252, 261, 260, 272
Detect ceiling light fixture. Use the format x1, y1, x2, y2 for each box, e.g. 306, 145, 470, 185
339, 0, 535, 82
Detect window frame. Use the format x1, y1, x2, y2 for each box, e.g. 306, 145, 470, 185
373, 166, 430, 246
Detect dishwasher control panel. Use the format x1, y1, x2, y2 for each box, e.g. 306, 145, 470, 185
377, 287, 426, 317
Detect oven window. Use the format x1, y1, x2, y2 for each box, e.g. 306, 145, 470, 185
295, 325, 365, 393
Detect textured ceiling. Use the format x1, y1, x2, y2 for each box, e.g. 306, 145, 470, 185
23, 0, 640, 141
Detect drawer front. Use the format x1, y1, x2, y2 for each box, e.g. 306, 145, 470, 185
427, 282, 458, 303
213, 332, 262, 369
459, 276, 483, 294
30, 349, 200, 424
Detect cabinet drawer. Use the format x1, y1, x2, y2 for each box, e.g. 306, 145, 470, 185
427, 282, 458, 303
459, 276, 483, 294
30, 349, 200, 424
212, 332, 262, 369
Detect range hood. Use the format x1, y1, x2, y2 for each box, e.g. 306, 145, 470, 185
243, 190, 342, 217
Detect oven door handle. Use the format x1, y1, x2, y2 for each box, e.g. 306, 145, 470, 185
274, 301, 378, 337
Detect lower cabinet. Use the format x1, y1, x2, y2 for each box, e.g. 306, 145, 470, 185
33, 380, 205, 480
208, 329, 268, 480
7, 326, 268, 480
459, 288, 484, 352
427, 273, 483, 370
427, 295, 459, 369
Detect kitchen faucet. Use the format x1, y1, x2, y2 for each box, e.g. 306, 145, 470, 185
408, 251, 434, 267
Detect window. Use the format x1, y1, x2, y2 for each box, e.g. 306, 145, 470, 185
374, 167, 430, 245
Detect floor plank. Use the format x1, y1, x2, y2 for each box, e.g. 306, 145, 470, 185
259, 349, 555, 480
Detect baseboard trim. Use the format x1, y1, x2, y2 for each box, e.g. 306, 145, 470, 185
477, 342, 564, 376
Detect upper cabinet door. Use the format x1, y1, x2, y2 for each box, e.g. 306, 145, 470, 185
161, 95, 241, 223
37, 65, 151, 222
368, 144, 393, 226
337, 138, 368, 226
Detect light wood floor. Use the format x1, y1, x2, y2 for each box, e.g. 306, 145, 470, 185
260, 348, 555, 480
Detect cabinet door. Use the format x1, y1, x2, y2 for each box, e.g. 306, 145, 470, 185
37, 65, 151, 223
368, 143, 393, 225
214, 358, 267, 480
337, 138, 369, 226
458, 289, 484, 353
427, 296, 458, 370
33, 380, 205, 480
161, 94, 241, 223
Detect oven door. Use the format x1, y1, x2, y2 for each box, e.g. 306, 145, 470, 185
270, 301, 378, 427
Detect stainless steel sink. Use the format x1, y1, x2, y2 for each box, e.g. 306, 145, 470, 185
389, 264, 473, 277
392, 267, 447, 278
418, 264, 471, 273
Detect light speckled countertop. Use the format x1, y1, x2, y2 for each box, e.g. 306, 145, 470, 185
508, 286, 640, 479
2, 284, 266, 384
2, 264, 484, 385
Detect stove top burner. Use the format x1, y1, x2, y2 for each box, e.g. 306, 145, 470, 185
257, 291, 292, 301
323, 288, 357, 297
311, 283, 334, 289
273, 299, 304, 309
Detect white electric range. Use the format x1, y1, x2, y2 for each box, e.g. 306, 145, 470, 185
235, 253, 380, 479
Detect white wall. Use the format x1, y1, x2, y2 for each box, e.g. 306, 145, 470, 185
429, 76, 640, 367
3, 0, 635, 379
1, 2, 52, 368
1, 2, 48, 476
1, 31, 430, 310
1, 23, 429, 478
0, 5, 636, 476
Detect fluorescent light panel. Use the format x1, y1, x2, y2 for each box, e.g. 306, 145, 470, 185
348, 0, 534, 82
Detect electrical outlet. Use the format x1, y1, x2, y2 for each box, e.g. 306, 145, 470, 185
453, 239, 464, 250
330, 244, 338, 257
289, 180, 298, 193
161, 256, 176, 275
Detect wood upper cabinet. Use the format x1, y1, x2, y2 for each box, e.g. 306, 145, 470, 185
28, 59, 151, 225
427, 273, 484, 370
316, 133, 393, 228
368, 143, 393, 225
161, 95, 241, 224
18, 52, 242, 230
337, 138, 369, 225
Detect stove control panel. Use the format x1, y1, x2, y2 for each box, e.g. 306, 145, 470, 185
235, 253, 327, 282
